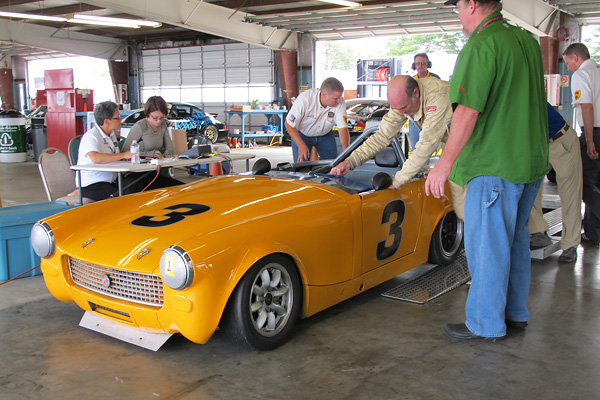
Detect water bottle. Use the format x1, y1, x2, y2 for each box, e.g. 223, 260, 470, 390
130, 140, 140, 164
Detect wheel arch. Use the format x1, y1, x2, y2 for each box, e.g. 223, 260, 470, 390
220, 249, 308, 320
217, 251, 306, 349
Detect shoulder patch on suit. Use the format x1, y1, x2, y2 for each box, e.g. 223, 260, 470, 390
575, 90, 581, 100
426, 106, 437, 112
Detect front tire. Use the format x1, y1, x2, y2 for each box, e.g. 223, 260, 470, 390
220, 255, 301, 351
428, 211, 464, 266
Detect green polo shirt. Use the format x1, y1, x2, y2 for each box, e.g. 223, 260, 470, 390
449, 12, 548, 186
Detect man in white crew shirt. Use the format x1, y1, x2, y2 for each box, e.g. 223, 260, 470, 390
285, 77, 350, 162
563, 43, 600, 244
77, 101, 132, 201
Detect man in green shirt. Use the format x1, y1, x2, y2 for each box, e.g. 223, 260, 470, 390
425, 0, 548, 340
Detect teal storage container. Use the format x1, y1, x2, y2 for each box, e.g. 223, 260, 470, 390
0, 201, 74, 281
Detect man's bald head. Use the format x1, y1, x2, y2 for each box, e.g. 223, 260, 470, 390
387, 75, 420, 116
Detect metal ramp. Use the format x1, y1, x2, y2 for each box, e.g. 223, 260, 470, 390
382, 251, 470, 304
531, 207, 562, 260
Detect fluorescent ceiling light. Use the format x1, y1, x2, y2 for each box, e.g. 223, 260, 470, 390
0, 11, 66, 22
318, 0, 362, 7
70, 14, 162, 28
0, 11, 161, 29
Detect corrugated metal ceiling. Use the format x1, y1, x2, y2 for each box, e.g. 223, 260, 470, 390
0, 0, 596, 59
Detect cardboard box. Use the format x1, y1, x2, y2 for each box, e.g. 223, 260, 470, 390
170, 128, 188, 155
231, 105, 251, 112
0, 201, 74, 281
545, 74, 560, 106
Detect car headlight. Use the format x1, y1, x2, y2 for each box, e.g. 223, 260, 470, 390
31, 222, 55, 259
159, 245, 193, 290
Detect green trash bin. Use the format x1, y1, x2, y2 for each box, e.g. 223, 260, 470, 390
0, 109, 27, 163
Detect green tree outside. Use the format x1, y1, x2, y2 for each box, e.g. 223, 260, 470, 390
584, 26, 600, 63
385, 33, 467, 56
321, 41, 359, 70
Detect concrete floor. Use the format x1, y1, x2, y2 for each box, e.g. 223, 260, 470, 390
1, 146, 600, 400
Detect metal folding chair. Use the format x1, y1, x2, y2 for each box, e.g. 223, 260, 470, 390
38, 147, 94, 206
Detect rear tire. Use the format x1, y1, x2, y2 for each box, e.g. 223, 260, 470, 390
428, 211, 464, 266
203, 124, 219, 143
220, 255, 301, 350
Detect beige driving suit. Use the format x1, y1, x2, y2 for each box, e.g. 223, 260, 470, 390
345, 78, 465, 218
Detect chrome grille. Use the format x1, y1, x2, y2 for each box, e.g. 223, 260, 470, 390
68, 257, 164, 306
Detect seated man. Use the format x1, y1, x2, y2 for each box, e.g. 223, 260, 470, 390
77, 101, 132, 201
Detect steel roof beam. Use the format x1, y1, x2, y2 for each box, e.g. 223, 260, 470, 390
84, 0, 298, 50
0, 18, 127, 60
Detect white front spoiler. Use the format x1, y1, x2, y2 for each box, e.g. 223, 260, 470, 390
79, 311, 173, 351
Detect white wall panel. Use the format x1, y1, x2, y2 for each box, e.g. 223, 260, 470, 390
161, 70, 181, 86
204, 68, 226, 85
139, 43, 276, 110
160, 54, 181, 70
182, 69, 202, 85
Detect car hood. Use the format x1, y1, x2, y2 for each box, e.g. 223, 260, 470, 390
44, 174, 356, 272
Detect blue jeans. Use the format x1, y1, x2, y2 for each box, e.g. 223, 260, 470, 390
408, 121, 420, 150
464, 175, 542, 337
292, 130, 337, 162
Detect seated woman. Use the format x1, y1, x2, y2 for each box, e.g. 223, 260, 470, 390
77, 101, 132, 201
121, 96, 184, 193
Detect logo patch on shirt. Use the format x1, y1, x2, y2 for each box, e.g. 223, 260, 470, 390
289, 114, 296, 123
343, 116, 347, 124
458, 87, 468, 94
426, 106, 437, 113
327, 111, 334, 118
575, 90, 581, 100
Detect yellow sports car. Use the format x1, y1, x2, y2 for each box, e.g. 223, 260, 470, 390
31, 129, 463, 351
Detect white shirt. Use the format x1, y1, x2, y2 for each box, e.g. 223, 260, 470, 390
77, 125, 117, 187
285, 88, 348, 137
571, 58, 600, 128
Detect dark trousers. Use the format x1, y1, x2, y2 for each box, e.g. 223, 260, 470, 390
580, 127, 600, 242
81, 172, 183, 201
80, 181, 119, 201
122, 171, 184, 195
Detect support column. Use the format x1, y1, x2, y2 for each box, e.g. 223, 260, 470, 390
540, 36, 559, 75
0, 56, 14, 109
108, 60, 129, 105
276, 50, 298, 111
0, 69, 14, 109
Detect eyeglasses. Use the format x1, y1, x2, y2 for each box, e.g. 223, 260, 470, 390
107, 115, 121, 121
149, 114, 166, 121
414, 62, 428, 66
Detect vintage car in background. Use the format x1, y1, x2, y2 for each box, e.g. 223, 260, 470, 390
335, 99, 390, 154
32, 128, 463, 351
120, 102, 228, 143
345, 98, 389, 134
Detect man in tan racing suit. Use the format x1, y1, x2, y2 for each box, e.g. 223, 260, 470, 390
331, 74, 465, 218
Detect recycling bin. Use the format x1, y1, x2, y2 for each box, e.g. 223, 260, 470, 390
0, 110, 27, 163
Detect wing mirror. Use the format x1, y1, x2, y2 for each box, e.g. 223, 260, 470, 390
252, 158, 271, 175
372, 172, 392, 191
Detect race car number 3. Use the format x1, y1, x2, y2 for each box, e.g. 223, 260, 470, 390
131, 203, 210, 227
377, 199, 405, 260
